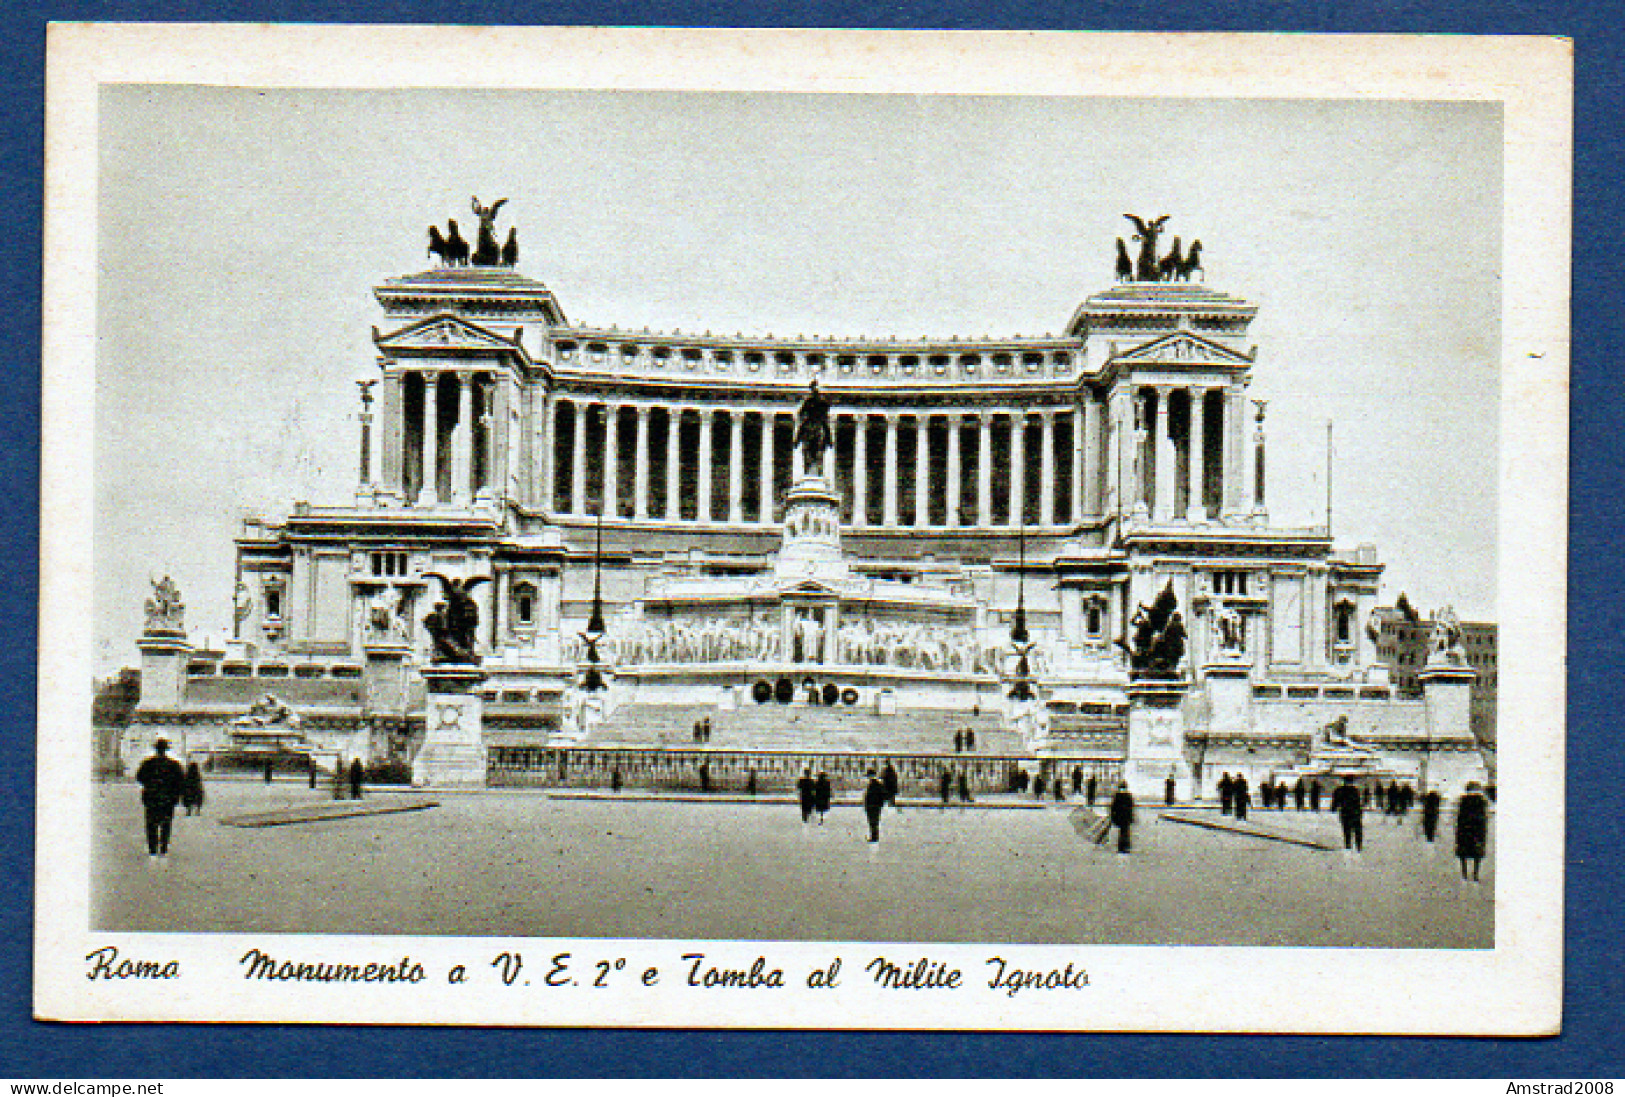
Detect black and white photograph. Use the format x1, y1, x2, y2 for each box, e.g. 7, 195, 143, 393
37, 27, 1568, 1032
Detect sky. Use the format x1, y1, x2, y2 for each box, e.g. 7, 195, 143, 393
94, 87, 1502, 674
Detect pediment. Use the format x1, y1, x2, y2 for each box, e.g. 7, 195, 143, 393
1111, 331, 1254, 367
781, 579, 842, 598
373, 314, 522, 357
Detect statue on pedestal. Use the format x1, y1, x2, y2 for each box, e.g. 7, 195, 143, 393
423, 573, 490, 664
792, 378, 831, 474
1115, 581, 1187, 677
143, 575, 185, 634
470, 196, 508, 267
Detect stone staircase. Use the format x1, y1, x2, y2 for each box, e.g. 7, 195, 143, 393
582, 701, 1022, 755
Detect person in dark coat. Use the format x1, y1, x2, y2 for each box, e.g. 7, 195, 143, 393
1421, 787, 1442, 842
135, 739, 187, 859
1054, 777, 1065, 802
1108, 782, 1136, 854
939, 768, 953, 805
863, 769, 887, 843
798, 768, 816, 822
1331, 775, 1364, 853
1309, 779, 1323, 812
611, 768, 624, 794
181, 761, 206, 816
813, 771, 832, 823
1454, 782, 1491, 881
957, 770, 973, 803
952, 730, 964, 753
1072, 766, 1084, 796
1033, 773, 1047, 800
746, 769, 758, 797
1164, 774, 1176, 806
263, 758, 274, 784
965, 730, 975, 750
349, 758, 365, 800
1260, 782, 1273, 810
1293, 778, 1306, 811
1218, 773, 1234, 815
1085, 774, 1098, 807
699, 761, 712, 793
880, 761, 900, 812
1233, 775, 1250, 820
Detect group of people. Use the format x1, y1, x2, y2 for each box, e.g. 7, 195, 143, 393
1217, 770, 1493, 880
691, 718, 714, 744
950, 729, 978, 752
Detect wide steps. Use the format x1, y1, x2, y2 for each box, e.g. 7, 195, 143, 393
582, 702, 1021, 755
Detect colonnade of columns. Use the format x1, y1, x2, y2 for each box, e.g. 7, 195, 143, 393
1112, 383, 1249, 525
379, 369, 505, 507
543, 398, 1108, 529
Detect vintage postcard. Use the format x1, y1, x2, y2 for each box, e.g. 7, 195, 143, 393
37, 27, 1569, 1031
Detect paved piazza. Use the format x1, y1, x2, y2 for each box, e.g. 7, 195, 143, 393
95, 778, 1492, 947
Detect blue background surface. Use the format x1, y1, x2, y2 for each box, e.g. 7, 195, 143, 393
2, 1, 1618, 1077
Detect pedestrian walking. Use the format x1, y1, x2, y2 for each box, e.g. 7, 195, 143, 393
1054, 777, 1065, 802
1218, 773, 1234, 815
1085, 773, 1098, 807
135, 739, 187, 860
939, 768, 953, 805
747, 769, 758, 797
1072, 765, 1084, 796
1293, 778, 1306, 811
1164, 774, 1176, 807
798, 768, 816, 823
611, 768, 624, 794
349, 758, 364, 800
964, 730, 976, 750
863, 769, 887, 843
1309, 779, 1323, 812
181, 761, 206, 817
957, 770, 973, 804
1233, 775, 1250, 820
1033, 773, 1047, 800
263, 759, 274, 784
881, 761, 900, 812
814, 770, 832, 824
699, 761, 712, 793
1421, 788, 1442, 842
953, 730, 964, 753
1109, 782, 1136, 855
1331, 775, 1364, 854
1454, 782, 1491, 881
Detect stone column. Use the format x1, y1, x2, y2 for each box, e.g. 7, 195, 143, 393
1223, 386, 1245, 520
1070, 404, 1085, 523
758, 410, 775, 525
1008, 413, 1026, 527
945, 413, 962, 527
601, 401, 619, 519
727, 408, 744, 523
697, 407, 713, 522
381, 372, 403, 501
914, 414, 930, 527
571, 400, 588, 516
419, 372, 440, 506
1154, 386, 1176, 521
852, 414, 868, 528
356, 380, 375, 496
1251, 400, 1269, 519
1186, 386, 1207, 523
1039, 410, 1056, 526
452, 372, 473, 505
538, 389, 555, 513
1083, 398, 1102, 519
633, 404, 651, 519
883, 413, 899, 527
978, 415, 993, 527
666, 407, 682, 520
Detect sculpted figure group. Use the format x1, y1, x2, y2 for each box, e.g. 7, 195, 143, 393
427, 196, 519, 269
1115, 581, 1188, 677
1117, 215, 1204, 283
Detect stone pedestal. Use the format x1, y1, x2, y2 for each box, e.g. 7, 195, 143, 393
361, 641, 413, 718
774, 476, 850, 583
1124, 677, 1192, 799
412, 664, 488, 787
1418, 660, 1487, 791
1201, 660, 1252, 734
135, 630, 192, 712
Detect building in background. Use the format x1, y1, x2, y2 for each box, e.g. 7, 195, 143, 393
119, 213, 1491, 797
